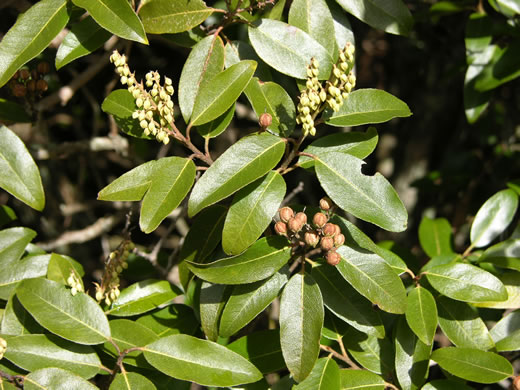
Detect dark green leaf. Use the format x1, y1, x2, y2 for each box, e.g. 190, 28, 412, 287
327, 0, 355, 53
200, 281, 229, 341
0, 99, 31, 123
140, 0, 213, 34
222, 171, 285, 255
1, 295, 44, 335
0, 0, 69, 88
0, 205, 17, 228
72, 0, 148, 44
196, 104, 235, 138
405, 286, 437, 345
422, 379, 473, 390
326, 89, 412, 127
279, 273, 324, 382
188, 133, 285, 216
293, 356, 340, 390
0, 227, 36, 267
0, 126, 45, 211
136, 304, 200, 337
418, 217, 454, 257
474, 40, 520, 92
339, 369, 385, 390
472, 272, 520, 309
16, 278, 110, 345
110, 372, 157, 390
315, 152, 407, 232
336, 245, 407, 314
0, 254, 51, 300
490, 309, 520, 351
98, 160, 155, 201
24, 367, 98, 390
187, 236, 291, 284
431, 347, 513, 383
322, 310, 349, 340
478, 238, 520, 272
143, 334, 263, 386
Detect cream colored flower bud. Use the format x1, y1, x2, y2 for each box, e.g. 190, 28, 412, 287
146, 72, 153, 81
333, 66, 342, 79
162, 106, 170, 116
319, 90, 327, 102
165, 113, 173, 123
340, 62, 349, 72
159, 89, 168, 101
301, 106, 310, 116
109, 252, 117, 260
132, 89, 141, 99
0, 337, 7, 349
166, 85, 174, 95
71, 287, 77, 296
306, 79, 314, 89
146, 110, 154, 120
138, 111, 146, 121
95, 290, 104, 301
143, 99, 151, 110
132, 111, 139, 119
166, 100, 174, 109
164, 76, 172, 85
156, 131, 164, 142
105, 297, 111, 306
67, 275, 75, 286
109, 290, 117, 301
340, 73, 348, 83
151, 88, 158, 97
342, 91, 349, 99
140, 119, 148, 129
127, 75, 135, 85
163, 136, 170, 145
146, 80, 153, 87
348, 73, 356, 85
136, 98, 143, 108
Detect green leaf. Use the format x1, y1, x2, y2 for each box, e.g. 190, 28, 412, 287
188, 133, 285, 217
474, 39, 520, 92
298, 127, 378, 169
98, 160, 155, 201
1, 334, 101, 379
394, 316, 432, 390
343, 327, 394, 375
222, 171, 285, 255
335, 0, 413, 36
24, 367, 98, 390
140, 0, 213, 34
311, 263, 385, 338
56, 16, 112, 69
140, 157, 196, 233
315, 152, 407, 232
187, 236, 291, 284
293, 356, 340, 390
0, 206, 17, 229
470, 189, 518, 248
248, 19, 333, 80
0, 254, 51, 300
0, 99, 31, 123
405, 286, 438, 345
190, 60, 257, 126
431, 347, 513, 384
227, 329, 285, 374
225, 40, 273, 82
16, 278, 110, 345
478, 238, 520, 272
424, 263, 508, 302
0, 227, 36, 267
244, 78, 296, 137
328, 0, 355, 53
339, 369, 385, 390
326, 89, 412, 127
1, 295, 44, 335
200, 281, 229, 341
196, 104, 235, 138
0, 0, 70, 88
418, 217, 454, 257
179, 35, 225, 122
322, 310, 349, 341
219, 265, 290, 338
71, 0, 148, 44
106, 279, 182, 317
143, 334, 263, 386
46, 253, 85, 286
279, 273, 324, 382
437, 296, 495, 350
288, 0, 336, 56
472, 272, 520, 309
422, 379, 473, 390
490, 309, 520, 351
336, 245, 407, 314
110, 372, 157, 390
0, 126, 45, 211
136, 304, 200, 337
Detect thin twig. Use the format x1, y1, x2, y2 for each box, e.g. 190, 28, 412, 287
320, 344, 359, 368
281, 181, 305, 206
0, 370, 24, 389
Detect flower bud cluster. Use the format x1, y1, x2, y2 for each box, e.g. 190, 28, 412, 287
325, 43, 356, 112
66, 271, 84, 296
0, 337, 6, 360
110, 50, 174, 145
274, 198, 345, 266
95, 240, 133, 306
296, 57, 323, 137
8, 62, 50, 98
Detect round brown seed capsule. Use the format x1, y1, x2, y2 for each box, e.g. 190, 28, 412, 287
326, 251, 341, 266
279, 206, 294, 223
304, 231, 320, 247
11, 70, 20, 80
514, 376, 520, 390
322, 223, 336, 237
31, 69, 39, 80
294, 212, 307, 225
274, 221, 288, 236
26, 79, 36, 92
319, 197, 334, 211
287, 217, 304, 233
334, 233, 345, 247
334, 224, 341, 236
36, 79, 48, 92
312, 212, 328, 228
37, 61, 50, 75
19, 69, 30, 80
12, 84, 27, 97
320, 236, 335, 251
259, 112, 272, 128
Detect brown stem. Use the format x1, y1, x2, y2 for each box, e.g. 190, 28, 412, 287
278, 133, 307, 174
320, 344, 359, 368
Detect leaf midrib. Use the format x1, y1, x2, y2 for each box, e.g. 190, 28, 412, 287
194, 246, 288, 271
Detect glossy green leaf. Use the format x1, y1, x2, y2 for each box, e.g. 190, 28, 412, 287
394, 316, 432, 390
293, 356, 340, 390
336, 245, 407, 314
190, 60, 256, 125
0, 227, 36, 267
335, 0, 413, 36
298, 127, 378, 169
339, 369, 385, 390
136, 304, 200, 337
225, 40, 273, 81
289, 0, 336, 56
422, 379, 473, 390
248, 19, 333, 79
110, 372, 157, 390
473, 39, 520, 92
0, 254, 51, 300
98, 160, 155, 201
56, 16, 112, 69
222, 171, 285, 255
279, 273, 324, 382
140, 0, 213, 34
0, 206, 17, 228
312, 263, 385, 338
178, 35, 225, 122
46, 253, 85, 286
431, 347, 513, 383
24, 367, 98, 390
0, 126, 45, 211
140, 157, 196, 233
326, 89, 412, 127
227, 329, 285, 374
315, 152, 407, 232
1, 334, 100, 378
143, 334, 263, 386
322, 310, 349, 340
244, 78, 296, 136
470, 189, 518, 248
188, 133, 285, 216
418, 217, 454, 257
1, 295, 44, 335
219, 265, 290, 338
200, 281, 229, 341
196, 104, 235, 138
437, 296, 494, 350
343, 327, 394, 375
490, 309, 520, 351
328, 0, 355, 53
106, 279, 182, 317
0, 0, 69, 88
405, 286, 437, 345
472, 272, 520, 309
424, 263, 507, 302
187, 236, 291, 284
71, 0, 148, 44
0, 99, 30, 123
0, 378, 18, 390
478, 238, 520, 271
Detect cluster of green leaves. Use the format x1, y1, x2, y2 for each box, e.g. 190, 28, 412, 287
0, 0, 518, 389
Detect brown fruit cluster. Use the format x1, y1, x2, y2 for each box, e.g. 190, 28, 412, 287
274, 197, 345, 266
8, 62, 50, 98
